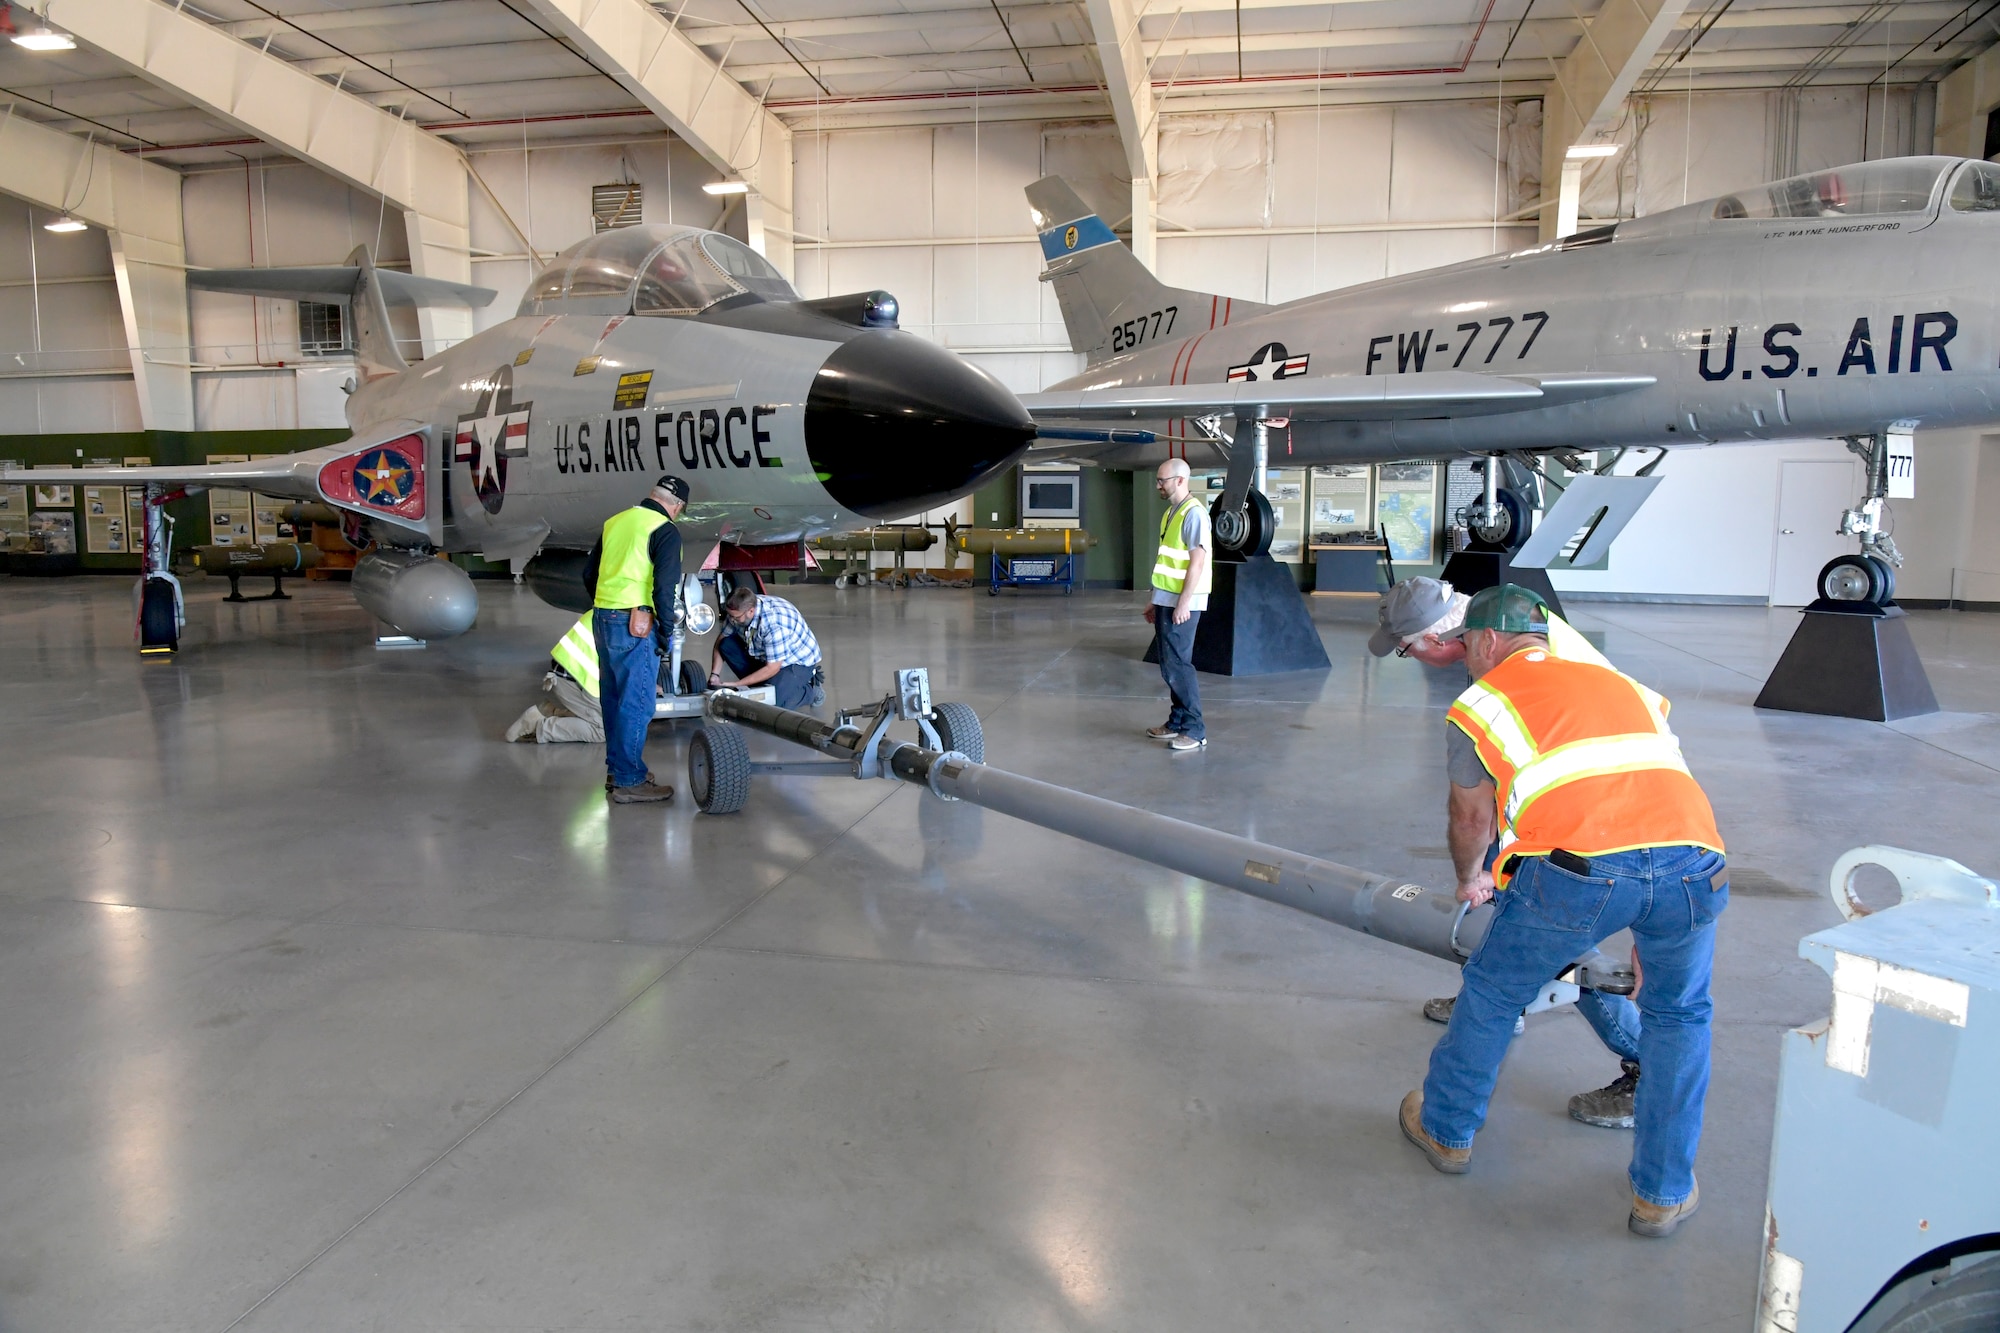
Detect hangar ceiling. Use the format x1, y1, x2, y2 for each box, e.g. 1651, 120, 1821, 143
0, 0, 1992, 166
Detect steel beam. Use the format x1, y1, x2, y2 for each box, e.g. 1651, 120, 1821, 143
46, 0, 474, 355
514, 0, 794, 278
1083, 0, 1158, 272
1538, 0, 1693, 239
0, 107, 192, 429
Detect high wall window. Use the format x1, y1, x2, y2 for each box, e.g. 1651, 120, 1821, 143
297, 301, 346, 355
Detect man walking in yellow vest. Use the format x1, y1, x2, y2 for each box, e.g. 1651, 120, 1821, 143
1144, 458, 1212, 753
1396, 585, 1728, 1239
581, 474, 687, 803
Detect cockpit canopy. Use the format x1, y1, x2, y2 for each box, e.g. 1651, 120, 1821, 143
1710, 157, 1956, 221
516, 225, 797, 319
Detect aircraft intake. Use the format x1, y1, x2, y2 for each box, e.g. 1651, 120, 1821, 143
351, 548, 480, 640
804, 330, 1034, 520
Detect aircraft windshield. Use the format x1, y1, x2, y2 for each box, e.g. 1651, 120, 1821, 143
518, 225, 798, 317
1711, 160, 1949, 221
1950, 160, 2000, 212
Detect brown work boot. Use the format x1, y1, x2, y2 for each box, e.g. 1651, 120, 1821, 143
1398, 1091, 1471, 1174
1569, 1060, 1641, 1129
605, 769, 656, 793
1422, 995, 1525, 1035
1629, 1181, 1699, 1237
608, 780, 674, 804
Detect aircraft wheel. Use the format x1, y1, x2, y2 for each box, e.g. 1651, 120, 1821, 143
1210, 490, 1275, 559
1467, 488, 1534, 552
679, 660, 709, 696
1856, 1249, 2000, 1333
1820, 554, 1892, 606
139, 577, 179, 652
689, 721, 752, 814
930, 701, 984, 764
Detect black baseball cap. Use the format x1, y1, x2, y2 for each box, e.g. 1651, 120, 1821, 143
654, 474, 691, 502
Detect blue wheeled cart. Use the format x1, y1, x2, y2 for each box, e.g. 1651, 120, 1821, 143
989, 552, 1076, 595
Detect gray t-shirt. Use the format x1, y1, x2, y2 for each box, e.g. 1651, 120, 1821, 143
1447, 722, 1494, 789
1151, 505, 1210, 612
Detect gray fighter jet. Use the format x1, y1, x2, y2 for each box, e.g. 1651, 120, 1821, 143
3, 225, 1031, 652
1021, 156, 1999, 603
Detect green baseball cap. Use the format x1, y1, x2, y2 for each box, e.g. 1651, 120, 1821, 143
1440, 583, 1552, 640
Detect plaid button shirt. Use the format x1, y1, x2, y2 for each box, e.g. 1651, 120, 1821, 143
726, 594, 822, 667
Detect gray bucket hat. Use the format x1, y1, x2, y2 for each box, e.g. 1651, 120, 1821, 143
1368, 577, 1459, 657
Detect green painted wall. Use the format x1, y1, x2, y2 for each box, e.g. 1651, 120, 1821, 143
0, 429, 350, 570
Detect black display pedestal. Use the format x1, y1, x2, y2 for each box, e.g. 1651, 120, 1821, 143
1438, 548, 1565, 619
1143, 556, 1332, 677
1754, 601, 1938, 722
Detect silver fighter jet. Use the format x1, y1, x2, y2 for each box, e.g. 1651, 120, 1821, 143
1021, 157, 2000, 602
4, 225, 1032, 651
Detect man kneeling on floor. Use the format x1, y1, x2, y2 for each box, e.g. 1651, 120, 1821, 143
504, 614, 609, 745
1396, 584, 1729, 1239
708, 586, 824, 709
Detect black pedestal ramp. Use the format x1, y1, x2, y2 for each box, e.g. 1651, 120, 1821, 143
1438, 549, 1566, 619
1754, 602, 1939, 722
1143, 556, 1332, 677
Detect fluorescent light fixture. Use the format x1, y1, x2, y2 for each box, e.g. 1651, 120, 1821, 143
13, 23, 77, 49
1565, 143, 1621, 159
701, 180, 751, 196
44, 215, 87, 232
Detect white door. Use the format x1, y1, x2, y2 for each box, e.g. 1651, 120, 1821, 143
1771, 460, 1860, 606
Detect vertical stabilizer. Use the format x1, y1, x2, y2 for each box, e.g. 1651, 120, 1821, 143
345, 245, 409, 378
1026, 176, 1268, 367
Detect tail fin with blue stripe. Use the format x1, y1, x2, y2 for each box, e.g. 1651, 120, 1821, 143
1026, 175, 1267, 368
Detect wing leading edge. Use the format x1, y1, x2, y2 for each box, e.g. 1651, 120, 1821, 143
1020, 370, 1655, 430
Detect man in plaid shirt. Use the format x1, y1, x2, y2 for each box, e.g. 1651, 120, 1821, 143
709, 585, 825, 709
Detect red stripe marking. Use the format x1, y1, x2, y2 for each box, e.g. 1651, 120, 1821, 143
1208, 295, 1217, 330
1223, 298, 1233, 326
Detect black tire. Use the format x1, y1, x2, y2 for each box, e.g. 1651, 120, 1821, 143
1864, 554, 1898, 606
1466, 487, 1534, 552
1860, 1250, 2000, 1333
139, 577, 178, 651
1210, 489, 1276, 560
679, 660, 708, 697
931, 701, 984, 763
688, 722, 752, 814
1820, 554, 1889, 605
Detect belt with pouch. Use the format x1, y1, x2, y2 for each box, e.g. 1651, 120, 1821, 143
1502, 849, 1595, 878
1504, 848, 1730, 891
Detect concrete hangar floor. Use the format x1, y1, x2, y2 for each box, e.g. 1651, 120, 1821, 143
4, 577, 2000, 1330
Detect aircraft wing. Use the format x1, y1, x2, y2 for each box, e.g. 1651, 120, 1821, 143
1020, 370, 1654, 428
187, 265, 496, 308
0, 426, 439, 541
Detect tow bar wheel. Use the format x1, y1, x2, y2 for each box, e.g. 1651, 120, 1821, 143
690, 721, 753, 814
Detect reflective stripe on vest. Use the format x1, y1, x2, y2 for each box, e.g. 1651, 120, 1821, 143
593, 505, 670, 610
1447, 650, 1722, 883
1151, 497, 1213, 596
550, 614, 600, 698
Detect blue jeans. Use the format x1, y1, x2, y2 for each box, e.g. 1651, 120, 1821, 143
715, 635, 820, 711
1153, 606, 1203, 740
1421, 846, 1728, 1206
592, 608, 659, 788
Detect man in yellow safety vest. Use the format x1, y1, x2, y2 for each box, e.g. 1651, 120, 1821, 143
1373, 578, 1643, 1130
503, 614, 605, 744
582, 474, 687, 803
1396, 584, 1727, 1240
1144, 458, 1212, 752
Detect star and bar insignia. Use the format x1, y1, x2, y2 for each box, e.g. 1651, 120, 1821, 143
1227, 341, 1311, 383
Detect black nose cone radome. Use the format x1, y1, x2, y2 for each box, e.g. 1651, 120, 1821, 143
805, 331, 1035, 520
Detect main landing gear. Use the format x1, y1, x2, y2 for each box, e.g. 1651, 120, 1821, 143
1819, 428, 1908, 609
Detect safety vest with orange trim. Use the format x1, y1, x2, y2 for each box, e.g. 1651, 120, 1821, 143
1447, 648, 1723, 887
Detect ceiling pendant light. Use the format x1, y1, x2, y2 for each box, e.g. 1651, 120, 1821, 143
12, 20, 77, 50
44, 215, 87, 232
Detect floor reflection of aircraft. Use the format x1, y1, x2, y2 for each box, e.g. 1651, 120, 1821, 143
1019, 157, 2000, 605
5, 226, 1031, 652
